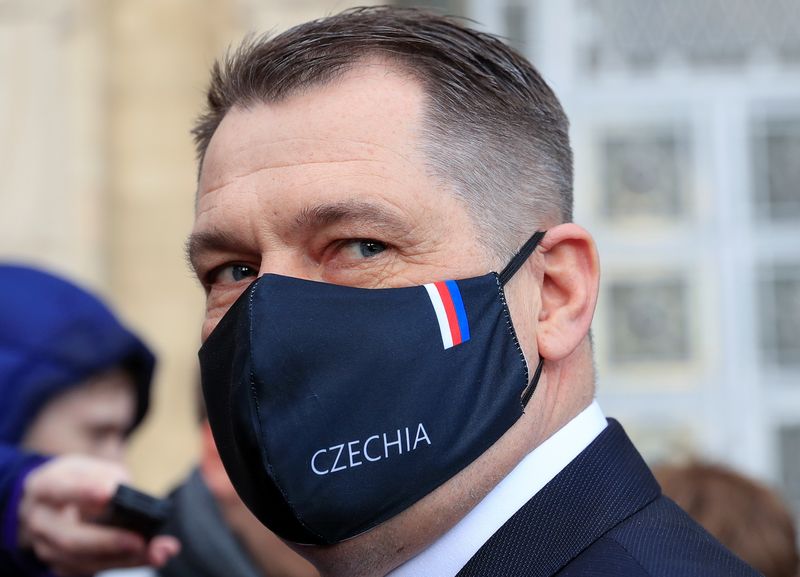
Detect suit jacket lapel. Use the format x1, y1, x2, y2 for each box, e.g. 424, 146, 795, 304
456, 419, 660, 577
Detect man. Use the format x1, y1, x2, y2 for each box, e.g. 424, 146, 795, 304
189, 7, 760, 577
0, 264, 179, 576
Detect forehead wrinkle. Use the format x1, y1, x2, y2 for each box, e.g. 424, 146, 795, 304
201, 157, 386, 199
230, 135, 417, 164
201, 121, 422, 184
207, 132, 418, 173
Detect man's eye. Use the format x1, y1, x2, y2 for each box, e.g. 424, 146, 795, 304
342, 240, 387, 259
212, 264, 258, 284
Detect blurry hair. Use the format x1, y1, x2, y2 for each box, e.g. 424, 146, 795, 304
655, 462, 799, 577
191, 6, 572, 260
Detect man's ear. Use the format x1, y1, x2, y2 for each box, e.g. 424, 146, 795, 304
536, 223, 600, 361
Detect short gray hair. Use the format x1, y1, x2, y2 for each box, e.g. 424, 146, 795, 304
192, 6, 573, 260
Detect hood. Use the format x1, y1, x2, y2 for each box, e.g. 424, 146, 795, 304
0, 264, 155, 443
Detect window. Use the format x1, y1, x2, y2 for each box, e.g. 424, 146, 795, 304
608, 276, 691, 364
601, 127, 690, 222
760, 265, 800, 369
753, 117, 800, 223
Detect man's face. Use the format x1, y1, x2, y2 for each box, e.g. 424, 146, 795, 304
21, 368, 137, 462
190, 62, 494, 340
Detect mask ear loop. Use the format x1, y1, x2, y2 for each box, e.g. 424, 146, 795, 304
498, 230, 546, 287
521, 357, 545, 407
497, 231, 547, 407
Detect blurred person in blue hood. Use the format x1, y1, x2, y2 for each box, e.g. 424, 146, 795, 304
0, 264, 179, 576
0, 264, 153, 458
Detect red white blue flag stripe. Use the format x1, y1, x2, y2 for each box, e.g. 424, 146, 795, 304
424, 280, 470, 349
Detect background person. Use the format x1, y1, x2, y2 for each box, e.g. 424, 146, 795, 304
157, 392, 318, 577
0, 264, 179, 576
656, 462, 800, 577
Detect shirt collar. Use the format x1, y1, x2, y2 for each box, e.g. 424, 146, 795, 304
387, 401, 608, 577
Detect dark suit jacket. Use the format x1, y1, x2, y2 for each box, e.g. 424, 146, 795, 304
456, 420, 761, 577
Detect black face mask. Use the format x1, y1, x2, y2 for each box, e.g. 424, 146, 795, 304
199, 231, 545, 545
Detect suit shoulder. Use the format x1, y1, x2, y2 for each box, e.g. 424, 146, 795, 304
604, 496, 761, 577
556, 497, 762, 577
555, 536, 655, 576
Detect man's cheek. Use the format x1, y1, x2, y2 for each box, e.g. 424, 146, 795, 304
202, 289, 247, 341
202, 313, 223, 342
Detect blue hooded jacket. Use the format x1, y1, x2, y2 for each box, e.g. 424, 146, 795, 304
0, 264, 154, 442
0, 264, 155, 574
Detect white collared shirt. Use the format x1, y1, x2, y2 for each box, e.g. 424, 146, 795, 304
387, 401, 608, 577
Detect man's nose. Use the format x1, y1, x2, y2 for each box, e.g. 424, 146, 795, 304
256, 251, 322, 282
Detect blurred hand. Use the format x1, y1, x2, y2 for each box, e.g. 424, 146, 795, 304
17, 455, 180, 577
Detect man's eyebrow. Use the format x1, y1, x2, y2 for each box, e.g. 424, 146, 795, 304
293, 200, 413, 236
185, 229, 243, 274
185, 201, 414, 273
